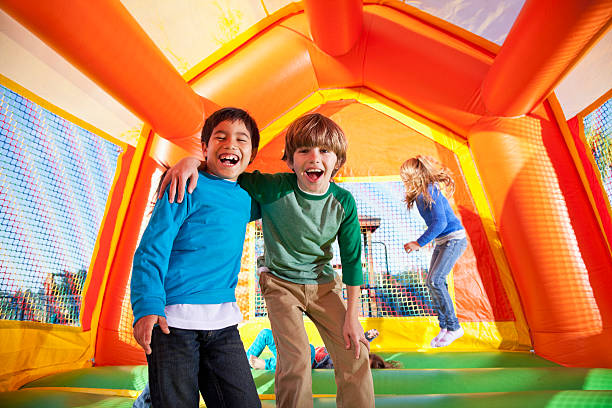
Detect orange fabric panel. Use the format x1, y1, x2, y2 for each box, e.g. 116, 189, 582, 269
191, 4, 497, 137
468, 109, 612, 367
191, 24, 319, 130
280, 13, 366, 88
304, 0, 363, 56
1, 0, 204, 156
80, 147, 134, 331
534, 328, 612, 367
482, 0, 612, 116
94, 155, 163, 366
361, 5, 492, 137
250, 101, 515, 322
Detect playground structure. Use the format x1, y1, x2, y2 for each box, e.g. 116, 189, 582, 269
1, 0, 612, 406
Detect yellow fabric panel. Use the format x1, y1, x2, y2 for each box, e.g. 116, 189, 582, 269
18, 387, 139, 397
239, 318, 529, 352
453, 145, 531, 348
183, 3, 303, 83
0, 321, 93, 391
122, 0, 269, 76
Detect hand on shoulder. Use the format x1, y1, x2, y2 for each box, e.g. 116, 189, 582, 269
158, 157, 202, 203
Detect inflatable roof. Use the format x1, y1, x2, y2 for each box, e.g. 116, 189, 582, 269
1, 0, 612, 394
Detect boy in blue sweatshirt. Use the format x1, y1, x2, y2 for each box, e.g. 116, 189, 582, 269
131, 108, 261, 408
159, 113, 375, 408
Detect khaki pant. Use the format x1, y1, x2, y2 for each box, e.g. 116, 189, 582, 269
259, 272, 375, 408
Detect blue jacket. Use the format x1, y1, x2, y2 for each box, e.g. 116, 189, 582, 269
416, 184, 463, 247
131, 171, 259, 324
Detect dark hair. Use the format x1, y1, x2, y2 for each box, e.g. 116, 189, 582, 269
201, 107, 260, 163
369, 353, 400, 369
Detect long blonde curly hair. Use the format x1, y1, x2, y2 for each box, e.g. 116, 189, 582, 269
400, 155, 455, 209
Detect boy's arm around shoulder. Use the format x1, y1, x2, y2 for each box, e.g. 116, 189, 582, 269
238, 171, 294, 203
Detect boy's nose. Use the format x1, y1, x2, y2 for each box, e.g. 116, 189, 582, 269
223, 139, 238, 149
308, 149, 321, 161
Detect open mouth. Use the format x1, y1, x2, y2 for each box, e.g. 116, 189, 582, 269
219, 153, 239, 166
305, 169, 324, 182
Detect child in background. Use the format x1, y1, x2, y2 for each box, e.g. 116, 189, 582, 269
400, 155, 467, 348
247, 328, 397, 370
131, 108, 261, 408
160, 113, 375, 408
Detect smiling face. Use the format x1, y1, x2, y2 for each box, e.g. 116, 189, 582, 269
289, 146, 338, 194
203, 119, 252, 181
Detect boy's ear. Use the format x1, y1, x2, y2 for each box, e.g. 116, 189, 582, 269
285, 158, 295, 172
201, 142, 208, 162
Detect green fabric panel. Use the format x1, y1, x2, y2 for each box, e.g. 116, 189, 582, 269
0, 389, 134, 408
375, 351, 560, 368
21, 366, 148, 390
3, 390, 612, 408
304, 368, 612, 394
261, 391, 612, 408
20, 364, 612, 396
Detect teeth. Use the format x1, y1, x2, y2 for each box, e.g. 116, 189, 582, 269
219, 154, 239, 164
306, 169, 323, 174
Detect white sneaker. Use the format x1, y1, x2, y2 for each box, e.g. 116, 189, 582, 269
437, 327, 464, 347
430, 328, 447, 347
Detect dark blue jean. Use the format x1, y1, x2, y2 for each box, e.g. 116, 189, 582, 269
146, 325, 260, 408
426, 237, 468, 331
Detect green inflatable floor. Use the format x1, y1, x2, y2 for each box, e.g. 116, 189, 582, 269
2, 352, 611, 407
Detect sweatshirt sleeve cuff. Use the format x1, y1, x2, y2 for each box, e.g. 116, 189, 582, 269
132, 298, 166, 326
417, 237, 429, 247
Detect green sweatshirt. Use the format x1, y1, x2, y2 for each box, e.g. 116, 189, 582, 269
238, 171, 364, 286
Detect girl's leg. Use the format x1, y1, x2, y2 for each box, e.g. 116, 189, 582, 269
259, 272, 313, 408
426, 238, 468, 333
307, 275, 375, 408
426, 245, 445, 329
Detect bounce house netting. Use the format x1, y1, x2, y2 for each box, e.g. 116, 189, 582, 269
0, 85, 122, 326
583, 97, 612, 204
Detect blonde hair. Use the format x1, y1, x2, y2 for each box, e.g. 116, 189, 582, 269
281, 113, 347, 177
400, 155, 455, 209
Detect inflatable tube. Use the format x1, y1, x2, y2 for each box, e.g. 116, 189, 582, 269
482, 0, 612, 116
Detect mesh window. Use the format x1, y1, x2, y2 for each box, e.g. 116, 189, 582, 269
583, 97, 612, 204
0, 85, 122, 326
